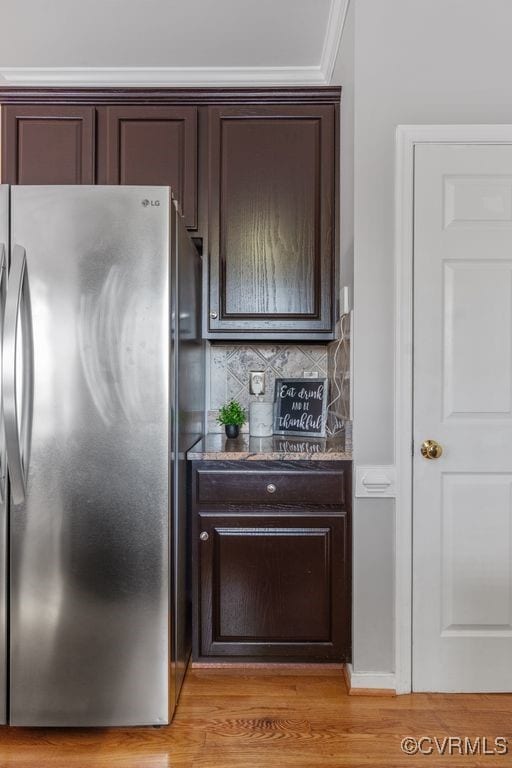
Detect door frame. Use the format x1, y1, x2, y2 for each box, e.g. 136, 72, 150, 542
394, 124, 512, 694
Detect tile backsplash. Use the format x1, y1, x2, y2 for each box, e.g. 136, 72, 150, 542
208, 343, 331, 434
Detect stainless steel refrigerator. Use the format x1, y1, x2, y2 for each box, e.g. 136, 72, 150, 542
0, 185, 204, 726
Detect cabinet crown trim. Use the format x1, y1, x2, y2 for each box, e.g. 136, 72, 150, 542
0, 86, 341, 106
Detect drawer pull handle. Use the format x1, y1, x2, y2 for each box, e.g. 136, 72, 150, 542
266, 483, 277, 494
199, 531, 209, 542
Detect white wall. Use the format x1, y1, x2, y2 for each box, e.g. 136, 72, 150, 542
0, 0, 330, 68
333, 0, 512, 675
333, 0, 354, 299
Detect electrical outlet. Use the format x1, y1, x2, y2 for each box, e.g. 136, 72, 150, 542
249, 370, 265, 395
303, 371, 319, 378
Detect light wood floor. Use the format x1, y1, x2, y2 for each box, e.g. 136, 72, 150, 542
1, 667, 512, 767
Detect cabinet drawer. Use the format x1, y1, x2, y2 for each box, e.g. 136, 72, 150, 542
197, 469, 344, 506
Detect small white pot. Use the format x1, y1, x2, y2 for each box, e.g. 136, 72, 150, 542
249, 401, 273, 437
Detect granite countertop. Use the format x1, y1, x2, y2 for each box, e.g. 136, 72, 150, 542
187, 424, 352, 461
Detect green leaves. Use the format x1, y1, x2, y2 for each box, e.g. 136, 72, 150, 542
217, 399, 247, 427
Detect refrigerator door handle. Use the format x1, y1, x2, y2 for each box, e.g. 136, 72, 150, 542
2, 244, 33, 505
0, 244, 6, 502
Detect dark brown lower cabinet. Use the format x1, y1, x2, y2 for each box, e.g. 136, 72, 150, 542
191, 460, 351, 662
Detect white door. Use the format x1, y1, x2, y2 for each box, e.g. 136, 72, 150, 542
413, 143, 512, 692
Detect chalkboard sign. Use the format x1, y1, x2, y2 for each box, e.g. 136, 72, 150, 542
273, 378, 328, 437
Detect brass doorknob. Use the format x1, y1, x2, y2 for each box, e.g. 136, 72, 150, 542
420, 439, 443, 460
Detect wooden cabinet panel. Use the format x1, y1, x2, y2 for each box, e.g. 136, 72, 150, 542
97, 106, 198, 229
196, 467, 344, 506
1, 106, 95, 184
208, 105, 336, 338
198, 512, 348, 659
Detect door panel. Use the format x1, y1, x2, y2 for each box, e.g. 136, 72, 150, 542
97, 107, 198, 229
208, 105, 335, 337
199, 513, 348, 659
443, 261, 512, 418
440, 474, 512, 633
413, 144, 512, 691
1, 107, 95, 184
9, 186, 170, 725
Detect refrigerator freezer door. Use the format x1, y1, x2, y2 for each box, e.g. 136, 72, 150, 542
0, 186, 8, 724
9, 186, 171, 726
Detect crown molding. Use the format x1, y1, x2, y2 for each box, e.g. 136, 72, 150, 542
0, 65, 326, 87
320, 0, 351, 84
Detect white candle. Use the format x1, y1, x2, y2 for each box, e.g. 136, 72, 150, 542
249, 401, 273, 437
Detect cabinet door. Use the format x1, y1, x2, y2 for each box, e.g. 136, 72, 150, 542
198, 513, 349, 660
97, 106, 198, 229
208, 105, 335, 338
1, 105, 95, 184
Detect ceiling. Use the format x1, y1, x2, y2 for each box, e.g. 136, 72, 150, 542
0, 0, 348, 86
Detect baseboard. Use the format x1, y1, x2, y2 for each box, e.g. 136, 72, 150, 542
191, 661, 345, 670
344, 663, 397, 696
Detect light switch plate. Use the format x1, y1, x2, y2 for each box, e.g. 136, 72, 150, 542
342, 285, 352, 315
249, 370, 265, 395
355, 465, 397, 498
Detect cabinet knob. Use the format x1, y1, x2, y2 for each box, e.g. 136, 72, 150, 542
199, 531, 209, 542
209, 311, 218, 320
266, 483, 277, 494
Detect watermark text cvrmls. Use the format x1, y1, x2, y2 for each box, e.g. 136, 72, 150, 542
400, 736, 508, 756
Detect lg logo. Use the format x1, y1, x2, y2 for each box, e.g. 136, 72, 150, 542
141, 199, 161, 207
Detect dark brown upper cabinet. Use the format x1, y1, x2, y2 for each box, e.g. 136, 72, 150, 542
1, 105, 95, 184
96, 106, 198, 229
207, 104, 336, 339
0, 89, 340, 341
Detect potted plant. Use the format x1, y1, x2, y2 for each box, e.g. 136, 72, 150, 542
217, 399, 247, 439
